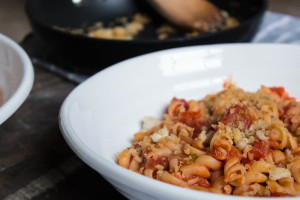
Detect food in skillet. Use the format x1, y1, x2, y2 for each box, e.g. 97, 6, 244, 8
87, 13, 151, 40
86, 11, 238, 40
54, 5, 238, 41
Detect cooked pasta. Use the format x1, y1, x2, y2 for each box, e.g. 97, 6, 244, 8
118, 83, 300, 197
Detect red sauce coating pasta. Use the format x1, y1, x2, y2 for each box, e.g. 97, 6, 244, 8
249, 140, 271, 160
145, 156, 168, 170
222, 105, 252, 130
118, 83, 300, 197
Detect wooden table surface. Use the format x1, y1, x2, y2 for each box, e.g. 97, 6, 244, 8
0, 1, 300, 199
0, 67, 126, 200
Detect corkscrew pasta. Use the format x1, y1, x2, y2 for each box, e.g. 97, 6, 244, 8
118, 83, 300, 197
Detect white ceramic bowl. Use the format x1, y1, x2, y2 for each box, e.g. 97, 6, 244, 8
0, 33, 34, 125
59, 44, 300, 200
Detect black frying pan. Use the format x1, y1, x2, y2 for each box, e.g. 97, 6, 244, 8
26, 0, 268, 74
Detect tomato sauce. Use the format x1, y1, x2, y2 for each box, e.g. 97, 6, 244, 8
177, 111, 210, 137
169, 97, 211, 136
226, 146, 243, 161
211, 147, 225, 160
248, 140, 271, 160
222, 104, 252, 129
241, 157, 253, 166
168, 97, 188, 116
271, 193, 293, 197
196, 176, 210, 188
145, 156, 168, 170
269, 87, 296, 102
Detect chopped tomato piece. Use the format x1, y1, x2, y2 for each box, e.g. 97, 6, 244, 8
222, 105, 252, 129
145, 156, 168, 170
269, 87, 296, 101
248, 140, 271, 160
177, 111, 210, 137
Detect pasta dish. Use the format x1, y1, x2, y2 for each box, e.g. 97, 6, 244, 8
118, 83, 300, 197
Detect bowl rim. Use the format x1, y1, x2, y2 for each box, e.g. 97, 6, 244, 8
26, 0, 268, 44
0, 33, 34, 125
59, 43, 299, 200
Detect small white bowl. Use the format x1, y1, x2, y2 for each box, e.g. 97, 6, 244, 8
59, 44, 300, 200
0, 33, 34, 125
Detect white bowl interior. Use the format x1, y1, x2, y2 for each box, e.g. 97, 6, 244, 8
0, 34, 34, 124
60, 44, 300, 200
0, 42, 24, 102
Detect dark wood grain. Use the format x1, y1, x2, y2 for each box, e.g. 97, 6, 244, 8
0, 67, 126, 199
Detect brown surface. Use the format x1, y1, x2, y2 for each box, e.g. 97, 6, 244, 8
0, 0, 300, 199
0, 88, 3, 106
269, 0, 300, 18
0, 0, 31, 42
0, 67, 125, 199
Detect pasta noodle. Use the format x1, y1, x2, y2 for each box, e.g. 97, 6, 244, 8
118, 82, 300, 197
